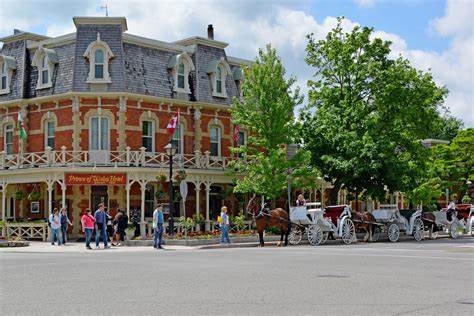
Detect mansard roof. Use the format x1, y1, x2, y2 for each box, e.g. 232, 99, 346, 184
0, 16, 251, 105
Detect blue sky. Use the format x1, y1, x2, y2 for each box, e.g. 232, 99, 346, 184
0, 0, 472, 126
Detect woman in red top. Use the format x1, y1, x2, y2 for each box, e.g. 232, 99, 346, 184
81, 209, 95, 250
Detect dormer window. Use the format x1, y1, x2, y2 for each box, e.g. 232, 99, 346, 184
168, 52, 195, 94
32, 46, 58, 90
0, 55, 17, 94
207, 57, 231, 98
83, 33, 114, 84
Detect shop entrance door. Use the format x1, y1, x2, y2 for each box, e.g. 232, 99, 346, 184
91, 186, 108, 211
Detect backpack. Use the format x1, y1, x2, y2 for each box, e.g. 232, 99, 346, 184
119, 214, 128, 230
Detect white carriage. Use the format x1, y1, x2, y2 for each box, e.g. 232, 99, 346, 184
371, 205, 424, 242
430, 204, 474, 239
288, 203, 356, 245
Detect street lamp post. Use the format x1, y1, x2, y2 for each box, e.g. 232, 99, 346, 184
165, 143, 177, 236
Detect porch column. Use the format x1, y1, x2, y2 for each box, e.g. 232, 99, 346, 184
46, 180, 54, 242
139, 181, 147, 238
395, 192, 400, 209
204, 181, 212, 231
1, 184, 6, 237
125, 185, 131, 219
195, 183, 201, 216
401, 194, 404, 209
61, 184, 66, 210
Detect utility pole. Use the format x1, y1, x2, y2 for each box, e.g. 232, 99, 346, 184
101, 4, 109, 17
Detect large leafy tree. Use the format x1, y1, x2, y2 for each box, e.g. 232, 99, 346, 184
230, 45, 317, 205
429, 114, 464, 141
300, 18, 447, 206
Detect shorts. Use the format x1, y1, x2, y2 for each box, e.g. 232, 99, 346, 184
107, 225, 114, 237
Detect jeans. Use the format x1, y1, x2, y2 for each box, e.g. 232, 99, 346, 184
84, 228, 93, 248
95, 224, 108, 247
51, 228, 61, 245
220, 225, 231, 244
61, 225, 68, 244
153, 224, 163, 248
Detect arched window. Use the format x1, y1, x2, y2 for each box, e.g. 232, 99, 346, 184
83, 33, 114, 84
168, 53, 195, 94
216, 67, 223, 94
44, 119, 55, 150
0, 62, 7, 90
209, 126, 221, 157
142, 120, 155, 152
41, 55, 49, 85
94, 49, 104, 79
4, 124, 13, 155
171, 123, 184, 155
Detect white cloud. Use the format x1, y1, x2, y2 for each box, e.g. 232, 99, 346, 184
0, 0, 472, 127
354, 0, 376, 8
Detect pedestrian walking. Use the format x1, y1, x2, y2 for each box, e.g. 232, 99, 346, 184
105, 208, 114, 246
131, 208, 140, 237
94, 203, 109, 249
118, 210, 128, 245
49, 208, 61, 246
219, 206, 231, 245
59, 208, 73, 244
153, 204, 165, 249
81, 209, 95, 249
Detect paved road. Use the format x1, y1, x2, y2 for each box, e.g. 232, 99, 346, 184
1, 238, 473, 315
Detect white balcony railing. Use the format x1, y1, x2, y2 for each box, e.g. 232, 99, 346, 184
0, 146, 241, 171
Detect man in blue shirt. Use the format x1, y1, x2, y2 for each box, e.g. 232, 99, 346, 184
153, 204, 165, 249
94, 203, 109, 249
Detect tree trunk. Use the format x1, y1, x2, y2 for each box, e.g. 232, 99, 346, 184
329, 182, 342, 205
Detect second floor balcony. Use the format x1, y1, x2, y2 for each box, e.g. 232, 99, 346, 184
0, 146, 239, 171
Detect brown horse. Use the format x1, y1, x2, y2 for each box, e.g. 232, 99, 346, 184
421, 212, 439, 239
351, 210, 377, 242
246, 196, 290, 247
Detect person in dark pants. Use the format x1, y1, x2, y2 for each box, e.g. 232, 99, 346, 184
131, 208, 140, 237
59, 208, 73, 244
94, 203, 109, 249
153, 204, 165, 249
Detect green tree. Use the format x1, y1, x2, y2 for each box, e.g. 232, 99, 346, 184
429, 114, 464, 141
300, 17, 447, 206
431, 128, 474, 202
230, 45, 317, 205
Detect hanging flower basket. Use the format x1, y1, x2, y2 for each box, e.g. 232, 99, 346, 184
155, 191, 169, 200
28, 191, 41, 201
174, 170, 187, 183
15, 191, 24, 201
156, 174, 167, 183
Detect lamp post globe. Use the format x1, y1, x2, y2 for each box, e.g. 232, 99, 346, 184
164, 143, 177, 236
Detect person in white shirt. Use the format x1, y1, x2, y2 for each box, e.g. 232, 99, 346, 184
49, 208, 62, 246
153, 204, 165, 249
220, 206, 231, 245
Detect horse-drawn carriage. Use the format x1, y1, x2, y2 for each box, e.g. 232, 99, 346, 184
371, 205, 424, 242
288, 203, 356, 245
422, 204, 474, 239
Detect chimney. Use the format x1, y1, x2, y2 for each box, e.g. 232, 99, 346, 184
207, 24, 214, 40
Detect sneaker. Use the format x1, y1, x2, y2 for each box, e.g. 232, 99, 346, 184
51, 243, 55, 245
86, 246, 92, 250
95, 246, 100, 250
104, 245, 110, 249
158, 246, 164, 250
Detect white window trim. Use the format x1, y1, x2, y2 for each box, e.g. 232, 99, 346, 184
44, 119, 55, 150
89, 116, 110, 151
142, 120, 155, 153
4, 124, 13, 156
171, 123, 184, 155
169, 52, 195, 94
0, 55, 16, 95
208, 57, 231, 98
83, 33, 114, 84
210, 126, 221, 157
32, 46, 57, 90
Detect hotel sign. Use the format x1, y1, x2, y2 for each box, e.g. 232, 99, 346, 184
65, 173, 127, 185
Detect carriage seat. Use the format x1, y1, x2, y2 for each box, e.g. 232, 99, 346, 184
324, 205, 347, 225
399, 209, 417, 221
455, 204, 472, 221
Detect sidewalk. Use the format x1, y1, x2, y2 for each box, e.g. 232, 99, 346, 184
0, 241, 197, 253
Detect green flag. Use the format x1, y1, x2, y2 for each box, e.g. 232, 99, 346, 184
17, 111, 27, 139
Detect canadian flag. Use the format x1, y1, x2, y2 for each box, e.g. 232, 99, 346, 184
167, 110, 180, 134
233, 124, 241, 143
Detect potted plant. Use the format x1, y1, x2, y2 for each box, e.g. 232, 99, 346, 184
14, 191, 24, 201
192, 213, 204, 231
174, 170, 187, 183
28, 191, 41, 201
461, 195, 472, 204
126, 223, 136, 241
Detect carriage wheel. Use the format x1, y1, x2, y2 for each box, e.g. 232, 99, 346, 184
388, 223, 400, 242
288, 226, 302, 245
321, 232, 329, 245
413, 218, 424, 242
449, 222, 460, 239
372, 226, 381, 242
307, 225, 323, 246
341, 219, 355, 244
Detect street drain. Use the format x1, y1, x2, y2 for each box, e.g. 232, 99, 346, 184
317, 274, 350, 279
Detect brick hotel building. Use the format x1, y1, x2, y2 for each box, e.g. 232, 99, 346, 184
0, 16, 256, 236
